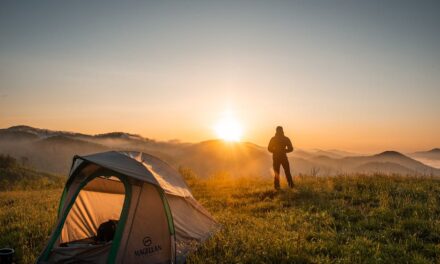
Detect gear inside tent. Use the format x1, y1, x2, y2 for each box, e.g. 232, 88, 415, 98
37, 151, 219, 264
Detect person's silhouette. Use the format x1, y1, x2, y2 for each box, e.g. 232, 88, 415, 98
268, 126, 294, 189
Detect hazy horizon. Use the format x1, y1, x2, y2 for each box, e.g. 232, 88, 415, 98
1, 1, 439, 153
2, 123, 439, 155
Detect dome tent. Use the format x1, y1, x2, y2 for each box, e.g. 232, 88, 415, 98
38, 151, 218, 264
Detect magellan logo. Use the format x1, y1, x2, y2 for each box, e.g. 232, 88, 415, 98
134, 236, 162, 257
143, 237, 152, 247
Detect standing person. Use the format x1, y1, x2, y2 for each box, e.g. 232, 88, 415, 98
268, 126, 294, 189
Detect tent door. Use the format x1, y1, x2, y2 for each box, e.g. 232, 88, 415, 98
39, 170, 131, 264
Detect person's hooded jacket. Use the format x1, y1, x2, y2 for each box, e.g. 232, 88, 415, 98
268, 128, 293, 158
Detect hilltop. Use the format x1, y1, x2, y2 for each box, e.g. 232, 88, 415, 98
185, 174, 440, 263
1, 171, 440, 263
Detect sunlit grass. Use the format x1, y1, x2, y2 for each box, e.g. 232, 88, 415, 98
1, 171, 440, 263
184, 172, 440, 263
0, 189, 62, 264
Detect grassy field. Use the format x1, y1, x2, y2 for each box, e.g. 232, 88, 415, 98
0, 189, 61, 263
1, 171, 440, 263
185, 173, 440, 264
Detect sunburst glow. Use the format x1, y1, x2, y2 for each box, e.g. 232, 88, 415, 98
214, 115, 243, 142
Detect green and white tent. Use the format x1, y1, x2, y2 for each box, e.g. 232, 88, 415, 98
38, 151, 218, 264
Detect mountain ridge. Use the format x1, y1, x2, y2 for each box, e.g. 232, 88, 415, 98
1, 125, 439, 176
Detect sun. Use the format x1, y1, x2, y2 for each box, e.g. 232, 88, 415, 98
214, 116, 243, 142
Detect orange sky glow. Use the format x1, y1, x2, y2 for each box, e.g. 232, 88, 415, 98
1, 2, 439, 153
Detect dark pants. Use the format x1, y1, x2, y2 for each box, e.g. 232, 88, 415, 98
273, 155, 293, 189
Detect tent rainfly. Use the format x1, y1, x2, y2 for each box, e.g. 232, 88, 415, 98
37, 151, 218, 264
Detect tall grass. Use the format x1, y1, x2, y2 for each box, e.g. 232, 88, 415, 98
185, 173, 440, 263
0, 189, 61, 263
0, 171, 439, 263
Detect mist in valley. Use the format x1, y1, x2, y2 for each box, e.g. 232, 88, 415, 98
1, 125, 439, 178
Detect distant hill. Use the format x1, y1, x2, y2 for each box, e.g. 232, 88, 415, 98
5, 125, 89, 138
290, 149, 317, 159
94, 132, 145, 140
175, 140, 271, 177
355, 162, 415, 175
292, 150, 440, 176
326, 149, 361, 157
310, 149, 360, 159
0, 131, 109, 174
410, 148, 440, 160
0, 155, 64, 191
1, 125, 439, 177
344, 151, 437, 175
408, 148, 440, 169
0, 126, 181, 174
31, 136, 109, 173
0, 129, 39, 142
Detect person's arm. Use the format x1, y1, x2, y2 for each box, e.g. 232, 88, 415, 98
285, 137, 294, 153
268, 138, 274, 153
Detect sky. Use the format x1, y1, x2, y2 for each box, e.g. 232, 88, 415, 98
1, 1, 439, 153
